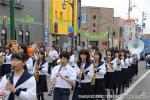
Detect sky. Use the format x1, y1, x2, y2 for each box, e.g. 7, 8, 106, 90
81, 0, 150, 34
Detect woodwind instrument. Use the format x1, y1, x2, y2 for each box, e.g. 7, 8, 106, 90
105, 56, 113, 70
1, 68, 14, 99
77, 63, 84, 88
48, 66, 62, 96
0, 52, 4, 66
91, 60, 96, 85
34, 59, 40, 81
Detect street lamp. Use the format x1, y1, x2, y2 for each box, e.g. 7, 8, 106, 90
62, 2, 67, 9
62, 0, 75, 49
18, 30, 23, 44
25, 31, 30, 45
0, 28, 7, 47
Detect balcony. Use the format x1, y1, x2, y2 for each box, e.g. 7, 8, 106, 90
0, 0, 9, 6
15, 3, 24, 9
0, 0, 24, 9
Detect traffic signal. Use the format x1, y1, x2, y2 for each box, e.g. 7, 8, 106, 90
54, 22, 58, 33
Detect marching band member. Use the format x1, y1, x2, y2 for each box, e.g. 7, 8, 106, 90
113, 49, 122, 95
93, 51, 106, 99
18, 44, 33, 74
1, 47, 12, 76
48, 46, 59, 68
104, 49, 116, 99
0, 52, 37, 100
126, 51, 132, 84
72, 49, 94, 100
51, 51, 76, 100
33, 50, 48, 100
120, 49, 128, 93
66, 46, 75, 67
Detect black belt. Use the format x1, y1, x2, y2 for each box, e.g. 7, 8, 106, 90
54, 87, 70, 90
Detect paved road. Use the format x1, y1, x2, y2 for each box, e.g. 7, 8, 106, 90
44, 61, 149, 100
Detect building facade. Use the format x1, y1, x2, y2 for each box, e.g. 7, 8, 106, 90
0, 0, 44, 47
113, 17, 124, 48
49, 0, 78, 48
80, 6, 114, 50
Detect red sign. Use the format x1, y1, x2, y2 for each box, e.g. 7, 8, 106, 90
124, 19, 135, 25
102, 42, 107, 45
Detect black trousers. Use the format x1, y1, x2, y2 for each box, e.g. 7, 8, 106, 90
53, 87, 70, 100
72, 82, 94, 100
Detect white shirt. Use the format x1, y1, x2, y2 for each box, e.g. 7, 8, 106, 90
68, 55, 75, 67
120, 58, 128, 69
26, 58, 33, 74
113, 58, 122, 71
95, 63, 106, 79
125, 58, 129, 68
33, 61, 48, 75
48, 50, 59, 62
0, 75, 37, 100
106, 59, 116, 72
51, 64, 77, 89
74, 63, 94, 83
4, 54, 12, 64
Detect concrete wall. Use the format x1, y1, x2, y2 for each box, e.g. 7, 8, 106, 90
0, 0, 44, 43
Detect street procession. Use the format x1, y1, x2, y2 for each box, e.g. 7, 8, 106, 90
0, 0, 150, 100
0, 42, 139, 100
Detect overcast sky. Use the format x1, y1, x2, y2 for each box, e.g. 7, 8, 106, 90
82, 0, 150, 34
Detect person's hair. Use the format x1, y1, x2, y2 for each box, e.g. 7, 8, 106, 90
11, 52, 26, 62
114, 49, 120, 54
59, 51, 70, 60
18, 44, 28, 55
106, 48, 113, 56
94, 51, 102, 61
5, 47, 11, 52
51, 46, 56, 50
120, 49, 126, 58
66, 46, 73, 56
38, 50, 45, 60
79, 49, 90, 62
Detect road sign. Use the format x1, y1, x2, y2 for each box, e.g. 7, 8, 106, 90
43, 28, 49, 43
68, 26, 74, 33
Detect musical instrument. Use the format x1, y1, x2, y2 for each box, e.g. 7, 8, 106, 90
77, 63, 84, 88
105, 56, 113, 70
91, 61, 96, 85
1, 69, 14, 99
33, 60, 40, 81
128, 38, 144, 54
0, 52, 4, 66
48, 66, 62, 96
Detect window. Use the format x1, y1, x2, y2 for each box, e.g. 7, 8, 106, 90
93, 15, 96, 19
55, 11, 58, 19
16, 0, 21, 4
93, 23, 96, 27
81, 14, 87, 23
93, 30, 96, 33
60, 12, 63, 20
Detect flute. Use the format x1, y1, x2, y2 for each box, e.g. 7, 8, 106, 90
1, 68, 14, 100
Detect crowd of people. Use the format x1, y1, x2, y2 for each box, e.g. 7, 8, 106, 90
0, 43, 139, 100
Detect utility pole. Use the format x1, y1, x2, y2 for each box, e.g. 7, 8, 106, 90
72, 0, 74, 49
128, 0, 131, 19
141, 12, 146, 35
44, 0, 51, 47
10, 0, 15, 40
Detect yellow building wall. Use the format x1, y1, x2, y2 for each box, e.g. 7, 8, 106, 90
49, 0, 77, 36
